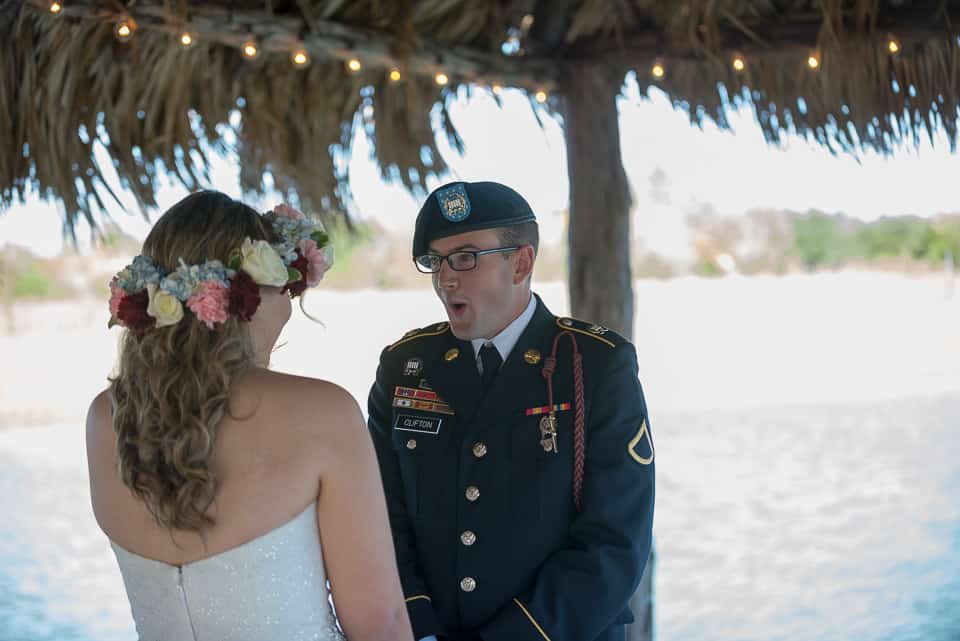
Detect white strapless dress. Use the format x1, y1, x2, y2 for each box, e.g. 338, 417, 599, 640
110, 503, 346, 641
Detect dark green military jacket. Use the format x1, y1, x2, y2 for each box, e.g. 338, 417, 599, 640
368, 295, 655, 641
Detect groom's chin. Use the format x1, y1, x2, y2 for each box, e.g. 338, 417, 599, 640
447, 319, 473, 341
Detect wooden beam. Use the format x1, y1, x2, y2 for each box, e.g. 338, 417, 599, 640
25, 0, 559, 91
568, 6, 960, 63
25, 0, 960, 92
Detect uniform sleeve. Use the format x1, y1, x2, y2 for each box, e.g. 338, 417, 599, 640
477, 342, 655, 641
367, 351, 446, 640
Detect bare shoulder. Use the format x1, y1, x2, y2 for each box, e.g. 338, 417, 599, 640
85, 389, 113, 448
237, 369, 364, 439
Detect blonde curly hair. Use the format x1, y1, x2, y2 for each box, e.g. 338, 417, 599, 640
108, 191, 276, 532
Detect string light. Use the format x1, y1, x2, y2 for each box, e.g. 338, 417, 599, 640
291, 48, 310, 67
241, 39, 260, 59
65, 13, 921, 91
49, 1, 63, 14
651, 59, 666, 79
114, 18, 136, 42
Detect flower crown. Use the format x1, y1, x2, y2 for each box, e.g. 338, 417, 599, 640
108, 204, 333, 335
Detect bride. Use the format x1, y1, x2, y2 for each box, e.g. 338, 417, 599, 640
85, 191, 413, 641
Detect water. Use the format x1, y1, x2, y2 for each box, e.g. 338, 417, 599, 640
1, 395, 958, 641
652, 395, 960, 641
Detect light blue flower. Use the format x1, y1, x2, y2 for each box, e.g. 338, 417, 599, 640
117, 255, 163, 291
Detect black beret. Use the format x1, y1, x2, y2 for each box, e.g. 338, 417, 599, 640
412, 181, 536, 257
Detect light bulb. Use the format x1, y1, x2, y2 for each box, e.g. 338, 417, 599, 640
115, 18, 136, 42
292, 49, 310, 67
241, 40, 259, 59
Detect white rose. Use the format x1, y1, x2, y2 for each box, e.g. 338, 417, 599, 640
146, 284, 184, 327
240, 239, 289, 287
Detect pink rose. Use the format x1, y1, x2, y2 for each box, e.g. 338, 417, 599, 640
186, 281, 230, 329
109, 280, 124, 318
296, 238, 331, 287
272, 203, 306, 221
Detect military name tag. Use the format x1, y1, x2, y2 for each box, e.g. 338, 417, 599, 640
394, 414, 442, 435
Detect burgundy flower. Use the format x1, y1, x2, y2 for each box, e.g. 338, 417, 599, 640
116, 290, 156, 335
283, 251, 309, 298
228, 270, 262, 321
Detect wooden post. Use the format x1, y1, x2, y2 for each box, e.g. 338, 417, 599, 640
560, 62, 634, 336
559, 62, 654, 641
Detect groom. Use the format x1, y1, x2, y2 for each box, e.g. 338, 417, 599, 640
368, 181, 655, 641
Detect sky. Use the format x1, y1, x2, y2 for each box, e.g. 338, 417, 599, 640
1, 79, 957, 258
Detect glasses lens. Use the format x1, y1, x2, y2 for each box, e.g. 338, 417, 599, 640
415, 255, 441, 273
449, 252, 477, 271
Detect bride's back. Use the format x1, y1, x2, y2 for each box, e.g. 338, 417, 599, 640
88, 369, 348, 565
88, 371, 362, 641
87, 191, 411, 641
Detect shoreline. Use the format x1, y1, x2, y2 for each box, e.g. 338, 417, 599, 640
3, 271, 958, 429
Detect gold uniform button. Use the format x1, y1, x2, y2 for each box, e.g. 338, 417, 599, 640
472, 442, 487, 458
461, 530, 476, 546
460, 577, 477, 592
406, 439, 417, 450
465, 486, 480, 502
523, 348, 541, 365
444, 348, 460, 362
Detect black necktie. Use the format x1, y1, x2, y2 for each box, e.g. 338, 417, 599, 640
479, 343, 502, 390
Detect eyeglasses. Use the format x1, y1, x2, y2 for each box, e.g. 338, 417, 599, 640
414, 246, 521, 273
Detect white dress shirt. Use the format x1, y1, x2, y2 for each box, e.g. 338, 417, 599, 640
470, 293, 536, 374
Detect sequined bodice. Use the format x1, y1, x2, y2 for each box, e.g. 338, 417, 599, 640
110, 503, 345, 641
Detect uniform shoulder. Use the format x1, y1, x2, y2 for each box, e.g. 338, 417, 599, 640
553, 316, 630, 349
385, 320, 452, 353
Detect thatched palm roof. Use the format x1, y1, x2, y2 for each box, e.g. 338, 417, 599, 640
3, 0, 958, 235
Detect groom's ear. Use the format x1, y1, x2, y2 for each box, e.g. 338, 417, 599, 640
512, 245, 535, 284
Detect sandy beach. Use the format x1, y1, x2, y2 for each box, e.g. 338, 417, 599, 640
2, 271, 959, 641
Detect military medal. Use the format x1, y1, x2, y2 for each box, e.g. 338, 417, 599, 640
539, 412, 558, 454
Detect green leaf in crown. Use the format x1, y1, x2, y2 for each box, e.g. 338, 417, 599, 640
227, 249, 242, 271
311, 230, 329, 247
287, 267, 303, 282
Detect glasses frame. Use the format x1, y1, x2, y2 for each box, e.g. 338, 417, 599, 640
414, 246, 522, 273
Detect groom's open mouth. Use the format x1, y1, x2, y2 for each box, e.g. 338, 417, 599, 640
447, 301, 469, 320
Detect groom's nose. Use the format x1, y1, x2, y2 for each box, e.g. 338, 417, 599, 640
436, 261, 458, 289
